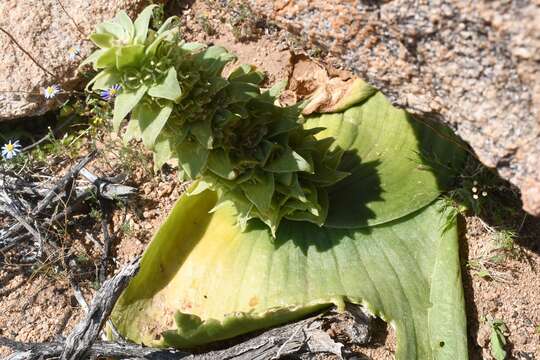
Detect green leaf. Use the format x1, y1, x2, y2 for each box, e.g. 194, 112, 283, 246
132, 101, 173, 149
147, 67, 182, 102
96, 21, 125, 40
268, 79, 287, 99
157, 16, 179, 35
145, 28, 177, 58
79, 49, 106, 70
264, 148, 313, 173
116, 45, 145, 69
112, 85, 148, 132
190, 120, 213, 149
90, 33, 114, 48
133, 5, 157, 44
207, 149, 236, 180
228, 64, 265, 84
87, 69, 121, 91
123, 118, 141, 143
176, 141, 209, 179
180, 42, 205, 52
241, 172, 275, 212
111, 192, 468, 360
153, 136, 174, 170
94, 48, 117, 69
115, 10, 135, 39
304, 91, 466, 228
490, 320, 508, 360
196, 46, 236, 75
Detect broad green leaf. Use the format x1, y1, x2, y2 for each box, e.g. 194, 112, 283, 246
133, 5, 157, 44
79, 49, 106, 70
116, 45, 145, 69
180, 42, 205, 52
190, 120, 213, 149
115, 10, 135, 39
123, 118, 141, 143
264, 148, 313, 173
90, 33, 114, 48
241, 172, 274, 212
145, 28, 177, 58
489, 320, 508, 360
225, 82, 260, 103
112, 85, 148, 131
228, 64, 265, 84
268, 79, 287, 99
157, 16, 179, 35
207, 149, 236, 180
176, 141, 209, 179
87, 69, 121, 91
196, 46, 236, 75
148, 67, 182, 102
153, 136, 174, 170
132, 101, 173, 149
96, 21, 125, 40
94, 48, 117, 69
111, 191, 468, 360
305, 92, 466, 228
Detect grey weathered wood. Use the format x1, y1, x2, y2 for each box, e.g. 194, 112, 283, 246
1, 305, 371, 360
0, 151, 96, 243
1, 251, 371, 360
60, 257, 141, 360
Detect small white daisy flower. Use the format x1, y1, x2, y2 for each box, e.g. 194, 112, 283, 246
1, 140, 22, 160
43, 84, 61, 99
67, 46, 81, 61
473, 194, 479, 200
482, 191, 487, 197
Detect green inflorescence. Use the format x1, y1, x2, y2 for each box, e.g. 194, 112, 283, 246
83, 5, 349, 235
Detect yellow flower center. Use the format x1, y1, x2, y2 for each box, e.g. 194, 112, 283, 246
109, 88, 117, 96
46, 87, 54, 94
6, 143, 14, 151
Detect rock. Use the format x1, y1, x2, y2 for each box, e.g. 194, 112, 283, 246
248, 0, 540, 216
0, 0, 151, 121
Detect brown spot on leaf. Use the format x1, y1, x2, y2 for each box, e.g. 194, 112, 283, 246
248, 296, 259, 307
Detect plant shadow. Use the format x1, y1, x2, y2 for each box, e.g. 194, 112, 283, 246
266, 146, 382, 254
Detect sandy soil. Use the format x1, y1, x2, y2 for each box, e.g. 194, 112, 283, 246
1, 1, 539, 359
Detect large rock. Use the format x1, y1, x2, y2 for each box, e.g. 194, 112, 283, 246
248, 0, 540, 216
0, 0, 149, 121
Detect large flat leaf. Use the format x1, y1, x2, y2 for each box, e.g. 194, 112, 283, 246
111, 190, 467, 360
305, 92, 465, 228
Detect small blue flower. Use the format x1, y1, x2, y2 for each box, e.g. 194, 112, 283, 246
43, 84, 61, 99
100, 84, 122, 101
1, 140, 22, 160
67, 46, 81, 61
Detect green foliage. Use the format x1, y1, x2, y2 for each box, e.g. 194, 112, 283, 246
111, 191, 468, 360
489, 319, 508, 360
109, 79, 468, 359
85, 9, 470, 359
84, 6, 346, 235
305, 93, 465, 228
445, 155, 522, 222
